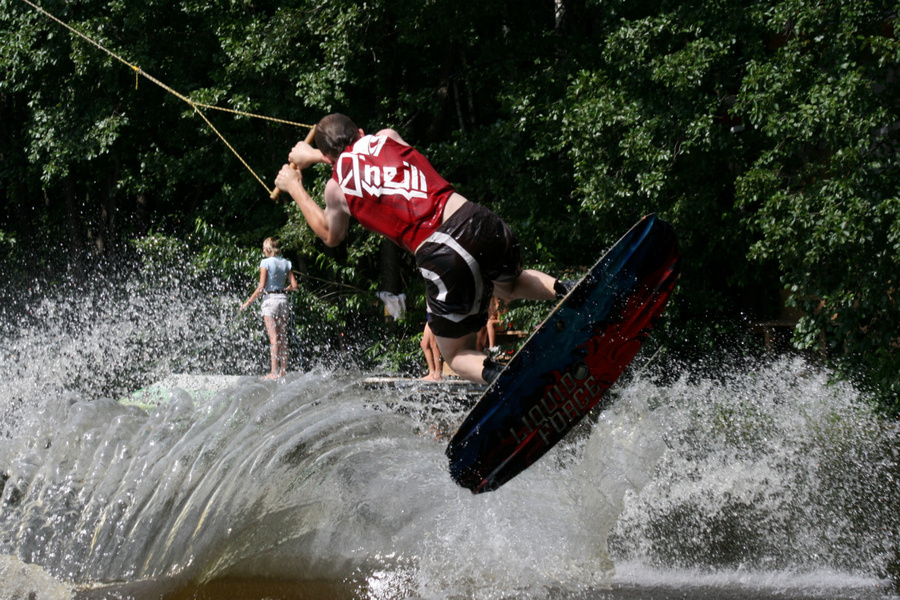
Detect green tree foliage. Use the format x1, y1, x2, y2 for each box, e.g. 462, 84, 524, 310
0, 0, 897, 407
558, 0, 898, 409
561, 0, 779, 358
733, 0, 900, 410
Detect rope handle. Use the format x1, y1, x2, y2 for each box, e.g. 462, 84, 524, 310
271, 126, 317, 202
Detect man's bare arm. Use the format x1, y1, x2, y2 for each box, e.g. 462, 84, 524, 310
274, 166, 349, 247
288, 140, 328, 169
375, 128, 409, 146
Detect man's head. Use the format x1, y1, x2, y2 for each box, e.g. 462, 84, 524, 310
315, 113, 362, 161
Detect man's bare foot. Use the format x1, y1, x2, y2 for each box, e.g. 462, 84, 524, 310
421, 372, 442, 381
262, 372, 283, 380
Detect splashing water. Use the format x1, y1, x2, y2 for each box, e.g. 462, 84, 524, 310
609, 364, 900, 577
1, 274, 898, 599
0, 270, 259, 439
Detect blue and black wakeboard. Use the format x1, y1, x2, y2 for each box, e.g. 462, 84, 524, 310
446, 213, 681, 493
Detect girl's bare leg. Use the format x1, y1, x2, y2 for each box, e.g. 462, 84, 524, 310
263, 316, 281, 379
275, 316, 289, 376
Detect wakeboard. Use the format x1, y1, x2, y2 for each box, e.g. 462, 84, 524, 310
445, 213, 680, 493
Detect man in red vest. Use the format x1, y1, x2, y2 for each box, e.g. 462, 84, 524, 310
275, 113, 569, 384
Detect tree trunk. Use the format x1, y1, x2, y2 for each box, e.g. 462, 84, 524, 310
379, 240, 402, 295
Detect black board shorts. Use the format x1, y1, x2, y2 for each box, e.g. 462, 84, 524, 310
415, 202, 523, 339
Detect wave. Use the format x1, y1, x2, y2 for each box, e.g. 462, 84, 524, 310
1, 279, 897, 599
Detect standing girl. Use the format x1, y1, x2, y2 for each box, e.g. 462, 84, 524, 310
241, 237, 299, 379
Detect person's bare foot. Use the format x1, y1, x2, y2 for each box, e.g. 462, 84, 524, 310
262, 372, 283, 381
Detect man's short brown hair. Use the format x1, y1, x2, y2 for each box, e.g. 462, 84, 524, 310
315, 113, 361, 160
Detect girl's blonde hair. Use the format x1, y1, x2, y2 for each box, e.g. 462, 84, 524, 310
263, 237, 282, 255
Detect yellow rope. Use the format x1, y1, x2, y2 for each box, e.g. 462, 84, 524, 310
17, 0, 312, 196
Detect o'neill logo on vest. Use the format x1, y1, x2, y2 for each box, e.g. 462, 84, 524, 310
336, 135, 429, 201
508, 360, 604, 447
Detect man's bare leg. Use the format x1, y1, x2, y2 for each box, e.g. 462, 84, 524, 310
435, 333, 488, 384
420, 323, 442, 380
493, 269, 556, 302
434, 271, 562, 385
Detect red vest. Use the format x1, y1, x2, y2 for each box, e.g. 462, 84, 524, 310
331, 135, 455, 253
